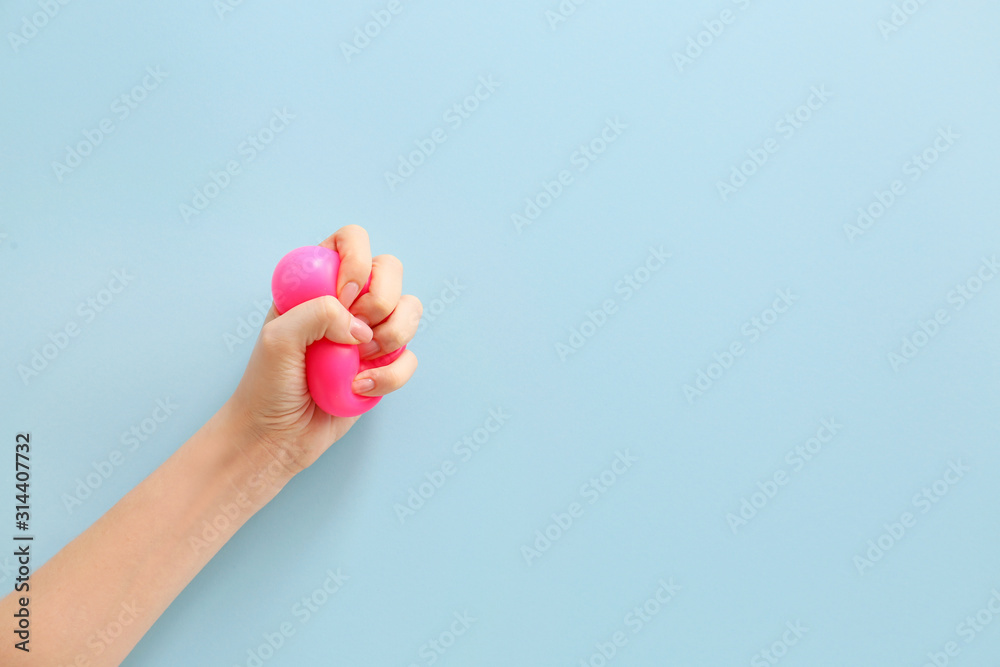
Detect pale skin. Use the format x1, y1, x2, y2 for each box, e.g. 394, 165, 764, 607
0, 226, 420, 666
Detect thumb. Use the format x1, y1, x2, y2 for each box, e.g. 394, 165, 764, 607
267, 295, 373, 349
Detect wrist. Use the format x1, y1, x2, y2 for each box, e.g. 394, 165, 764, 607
209, 400, 298, 511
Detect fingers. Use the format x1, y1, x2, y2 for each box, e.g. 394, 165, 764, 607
321, 225, 372, 309
351, 349, 418, 397
260, 296, 373, 353
352, 254, 403, 326
357, 294, 422, 360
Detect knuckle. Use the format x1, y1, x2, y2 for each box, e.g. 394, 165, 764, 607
409, 295, 424, 320
340, 225, 369, 249
367, 294, 394, 317
399, 295, 422, 331
383, 325, 406, 349
380, 366, 402, 390
257, 322, 285, 352
376, 254, 402, 271
317, 295, 346, 325
316, 294, 336, 314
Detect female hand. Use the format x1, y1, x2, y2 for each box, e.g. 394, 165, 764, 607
224, 225, 421, 477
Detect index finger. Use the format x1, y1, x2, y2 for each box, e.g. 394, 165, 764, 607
320, 225, 372, 310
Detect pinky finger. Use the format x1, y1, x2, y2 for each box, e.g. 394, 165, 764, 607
351, 349, 418, 397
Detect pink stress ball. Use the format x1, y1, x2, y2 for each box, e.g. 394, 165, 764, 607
271, 245, 405, 418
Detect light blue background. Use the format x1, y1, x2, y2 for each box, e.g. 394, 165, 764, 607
3, 0, 1000, 665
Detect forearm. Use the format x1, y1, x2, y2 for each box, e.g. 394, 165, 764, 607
0, 402, 294, 666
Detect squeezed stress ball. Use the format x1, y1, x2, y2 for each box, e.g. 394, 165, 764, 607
271, 246, 406, 418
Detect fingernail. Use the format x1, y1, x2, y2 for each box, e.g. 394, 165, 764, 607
352, 376, 375, 393
358, 340, 380, 358
350, 316, 373, 342
340, 281, 361, 307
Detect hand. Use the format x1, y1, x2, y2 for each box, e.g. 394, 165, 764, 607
225, 225, 421, 477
